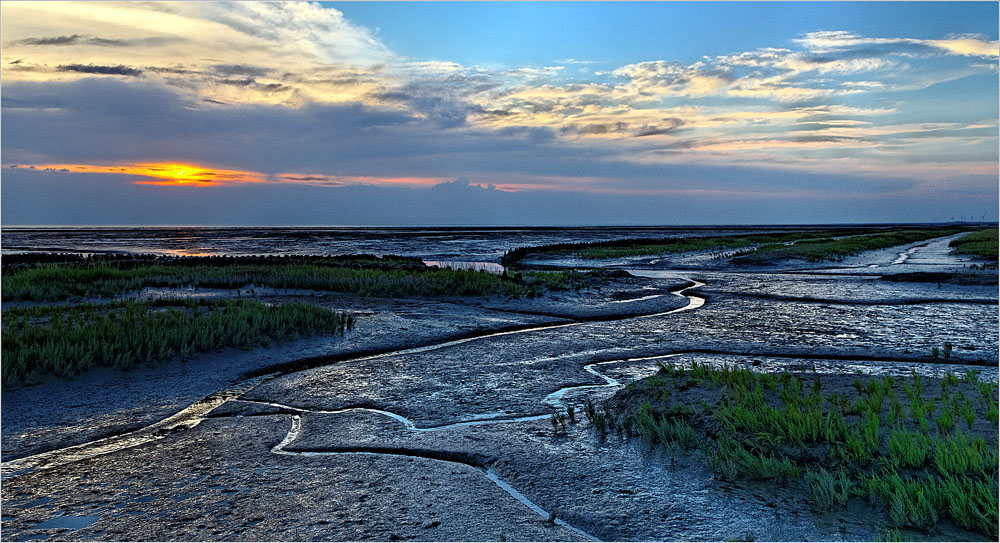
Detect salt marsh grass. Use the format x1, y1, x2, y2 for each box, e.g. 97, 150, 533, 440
613, 364, 999, 537
503, 226, 965, 265
1, 254, 605, 302
2, 298, 353, 383
2, 262, 532, 302
949, 228, 998, 261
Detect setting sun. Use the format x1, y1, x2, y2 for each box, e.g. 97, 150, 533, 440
18, 162, 266, 187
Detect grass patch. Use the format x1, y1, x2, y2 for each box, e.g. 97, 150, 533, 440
949, 228, 998, 261
736, 228, 968, 264
2, 298, 353, 383
607, 363, 999, 538
516, 269, 617, 293
1, 254, 538, 302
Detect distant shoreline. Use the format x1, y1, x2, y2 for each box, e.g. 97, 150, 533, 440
2, 221, 994, 230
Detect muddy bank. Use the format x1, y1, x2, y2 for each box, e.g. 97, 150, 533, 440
693, 271, 998, 305
452, 276, 691, 320
1, 415, 582, 542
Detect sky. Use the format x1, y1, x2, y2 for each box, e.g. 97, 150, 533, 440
1, 1, 997, 226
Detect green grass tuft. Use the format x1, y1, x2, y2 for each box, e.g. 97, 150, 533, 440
806, 468, 852, 510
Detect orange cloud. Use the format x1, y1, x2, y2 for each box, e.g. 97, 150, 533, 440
20, 162, 266, 187
8, 162, 454, 189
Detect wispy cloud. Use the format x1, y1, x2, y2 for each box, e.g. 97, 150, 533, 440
794, 30, 999, 58
57, 63, 143, 77
9, 34, 175, 48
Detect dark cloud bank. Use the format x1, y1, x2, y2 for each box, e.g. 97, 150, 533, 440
5, 169, 992, 226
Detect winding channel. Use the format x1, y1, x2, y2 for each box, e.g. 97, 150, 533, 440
1, 278, 705, 539
252, 284, 705, 542
251, 349, 701, 542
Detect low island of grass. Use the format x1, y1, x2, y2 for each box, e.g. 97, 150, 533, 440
949, 228, 999, 262
588, 363, 998, 539
502, 226, 969, 267
1, 254, 531, 302
0, 253, 609, 303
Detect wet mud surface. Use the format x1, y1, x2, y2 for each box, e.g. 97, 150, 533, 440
2, 297, 561, 461
2, 234, 997, 541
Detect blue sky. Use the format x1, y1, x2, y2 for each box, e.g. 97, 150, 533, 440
329, 2, 998, 67
1, 1, 997, 225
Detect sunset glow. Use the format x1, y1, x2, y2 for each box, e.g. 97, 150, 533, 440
15, 163, 266, 187
8, 163, 457, 190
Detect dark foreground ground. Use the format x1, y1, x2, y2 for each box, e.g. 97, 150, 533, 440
2, 232, 997, 541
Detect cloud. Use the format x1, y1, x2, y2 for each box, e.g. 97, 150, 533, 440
9, 34, 173, 48
612, 60, 734, 99
13, 74, 991, 192
211, 64, 273, 78
12, 35, 90, 46
56, 63, 143, 76
635, 118, 686, 137
0, 2, 395, 104
3, 1, 993, 142
795, 30, 999, 59
195, 2, 392, 65
5, 77, 991, 196
555, 59, 598, 65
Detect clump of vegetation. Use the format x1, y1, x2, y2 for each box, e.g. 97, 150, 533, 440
606, 362, 999, 538
931, 343, 955, 359
632, 401, 698, 451
2, 298, 353, 383
879, 527, 903, 542
583, 397, 619, 436
949, 228, 998, 262
806, 468, 852, 510
515, 269, 618, 295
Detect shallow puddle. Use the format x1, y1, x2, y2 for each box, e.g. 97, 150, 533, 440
29, 514, 99, 531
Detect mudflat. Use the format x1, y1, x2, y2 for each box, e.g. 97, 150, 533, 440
2, 231, 997, 541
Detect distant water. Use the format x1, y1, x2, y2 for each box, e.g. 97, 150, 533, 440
0, 225, 886, 262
